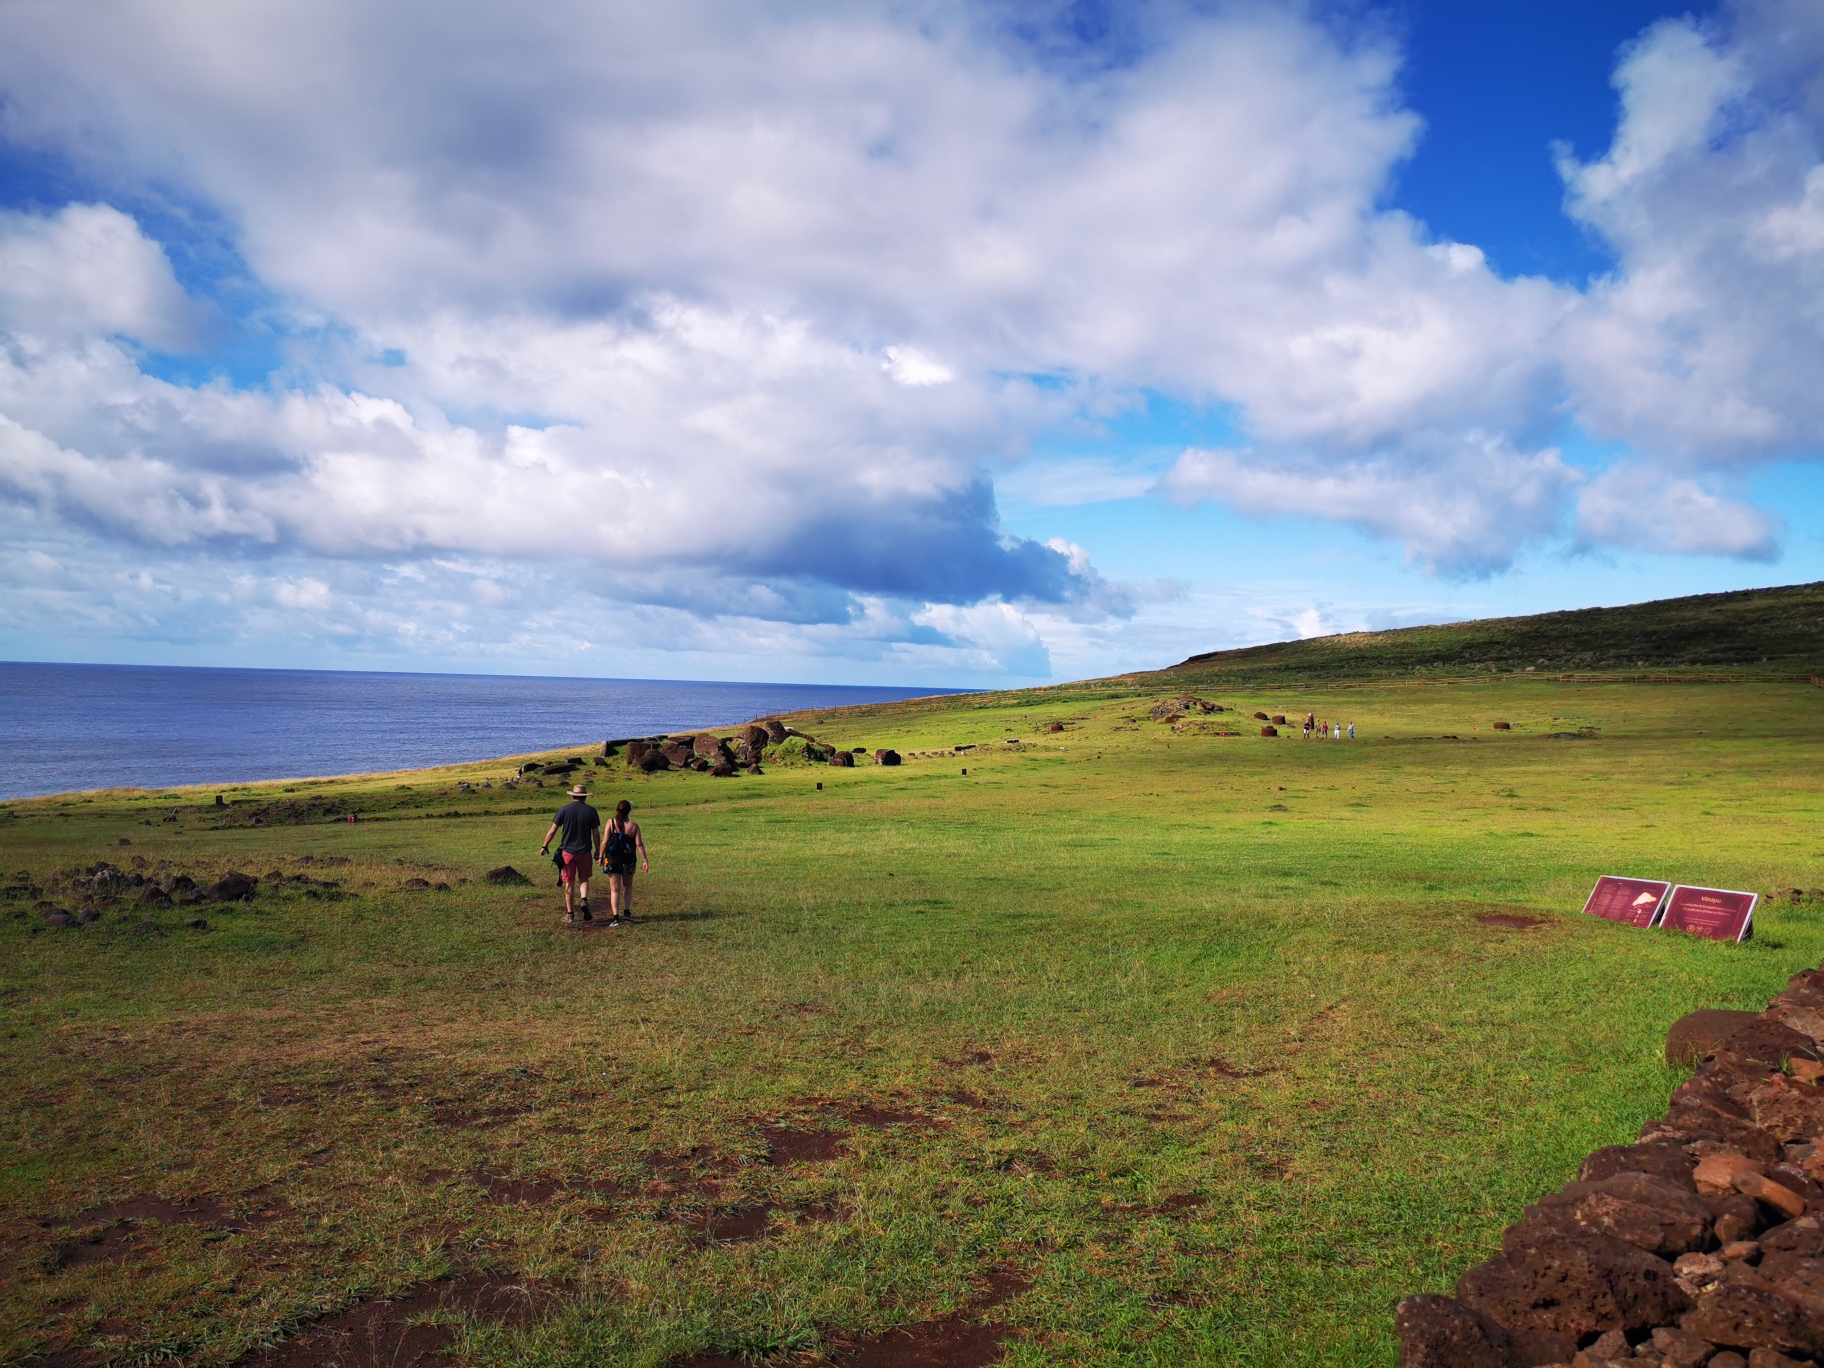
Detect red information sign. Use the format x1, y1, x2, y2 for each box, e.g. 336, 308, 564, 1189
1661, 886, 1758, 943
1581, 876, 1671, 928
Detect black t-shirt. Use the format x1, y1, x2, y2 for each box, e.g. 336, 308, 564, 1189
552, 800, 600, 854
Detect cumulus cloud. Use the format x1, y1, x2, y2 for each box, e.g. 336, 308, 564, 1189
0, 0, 1818, 676
1574, 465, 1777, 559
1558, 2, 1824, 467
1157, 439, 1580, 577
0, 204, 201, 349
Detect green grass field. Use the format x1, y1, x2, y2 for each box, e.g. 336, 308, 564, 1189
3, 678, 1822, 1366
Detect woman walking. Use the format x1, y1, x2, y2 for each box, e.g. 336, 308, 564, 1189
600, 800, 651, 927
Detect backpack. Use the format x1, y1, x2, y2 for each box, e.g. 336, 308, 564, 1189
605, 824, 634, 861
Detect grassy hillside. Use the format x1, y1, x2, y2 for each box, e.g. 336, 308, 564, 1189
3, 678, 1822, 1365
1116, 580, 1824, 688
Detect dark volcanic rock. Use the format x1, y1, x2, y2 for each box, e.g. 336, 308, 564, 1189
1458, 1228, 1690, 1349
710, 761, 737, 777
1759, 1216, 1824, 1257
205, 872, 258, 902
828, 752, 854, 768
763, 719, 788, 744
638, 752, 672, 772
1394, 1294, 1515, 1368
625, 740, 651, 764
1708, 1193, 1765, 1244
1681, 1266, 1824, 1356
742, 724, 770, 750
1511, 1173, 1712, 1257
136, 884, 171, 906
43, 910, 76, 928
1261, 726, 1278, 737
1579, 1142, 1698, 1192
659, 740, 693, 766
1717, 1020, 1823, 1072
1669, 1009, 1764, 1066
875, 749, 902, 766
485, 866, 530, 885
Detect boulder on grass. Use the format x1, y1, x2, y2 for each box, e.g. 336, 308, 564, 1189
1578, 1141, 1697, 1192
764, 719, 788, 744
1509, 1172, 1711, 1257
875, 749, 902, 766
1457, 1228, 1689, 1355
659, 740, 693, 766
1261, 726, 1278, 737
743, 724, 770, 749
710, 761, 738, 777
485, 866, 531, 885
206, 872, 258, 902
829, 751, 854, 768
1253, 711, 1269, 720
638, 751, 672, 773
1394, 1294, 1514, 1368
1271, 714, 1287, 725
692, 732, 723, 758
1048, 721, 1064, 733
626, 740, 651, 764
1493, 721, 1512, 730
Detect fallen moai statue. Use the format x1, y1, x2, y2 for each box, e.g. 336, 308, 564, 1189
1399, 966, 1824, 1367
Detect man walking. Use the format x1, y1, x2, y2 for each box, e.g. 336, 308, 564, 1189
539, 784, 601, 925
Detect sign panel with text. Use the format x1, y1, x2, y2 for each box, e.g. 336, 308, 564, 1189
1661, 886, 1758, 943
1581, 876, 1672, 928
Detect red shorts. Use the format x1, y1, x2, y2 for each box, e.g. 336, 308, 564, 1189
560, 850, 590, 882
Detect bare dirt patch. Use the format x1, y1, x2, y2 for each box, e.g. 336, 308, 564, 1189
47, 1190, 290, 1265
681, 1203, 778, 1244
761, 1125, 847, 1166
239, 1270, 557, 1366
941, 1050, 996, 1069
470, 1166, 562, 1206
831, 1315, 1007, 1366
55, 1195, 231, 1227
1153, 1193, 1206, 1215
1475, 913, 1546, 930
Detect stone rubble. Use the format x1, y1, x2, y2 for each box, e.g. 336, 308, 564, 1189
1400, 967, 1824, 1367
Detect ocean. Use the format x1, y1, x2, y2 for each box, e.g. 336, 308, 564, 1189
0, 661, 976, 800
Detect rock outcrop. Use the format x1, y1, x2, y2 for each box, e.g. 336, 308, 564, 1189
1400, 969, 1824, 1367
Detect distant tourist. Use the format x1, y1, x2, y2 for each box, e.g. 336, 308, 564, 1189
539, 784, 601, 925
1348, 722, 1355, 739
600, 799, 651, 927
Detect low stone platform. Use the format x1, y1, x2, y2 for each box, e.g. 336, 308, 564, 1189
1400, 969, 1824, 1367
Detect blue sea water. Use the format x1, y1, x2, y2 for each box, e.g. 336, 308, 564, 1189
0, 662, 976, 800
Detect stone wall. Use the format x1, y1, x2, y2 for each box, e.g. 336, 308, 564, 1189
1401, 968, 1824, 1368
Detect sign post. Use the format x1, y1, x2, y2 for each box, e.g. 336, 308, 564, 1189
1661, 886, 1758, 943
1581, 876, 1672, 928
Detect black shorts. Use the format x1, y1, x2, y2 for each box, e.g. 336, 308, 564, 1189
604, 854, 635, 876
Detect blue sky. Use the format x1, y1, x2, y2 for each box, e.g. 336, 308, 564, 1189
0, 0, 1819, 686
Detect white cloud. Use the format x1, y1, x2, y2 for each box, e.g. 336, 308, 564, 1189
1157, 438, 1581, 577
1558, 4, 1824, 467
1574, 465, 1776, 559
0, 0, 1817, 678
0, 204, 200, 349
